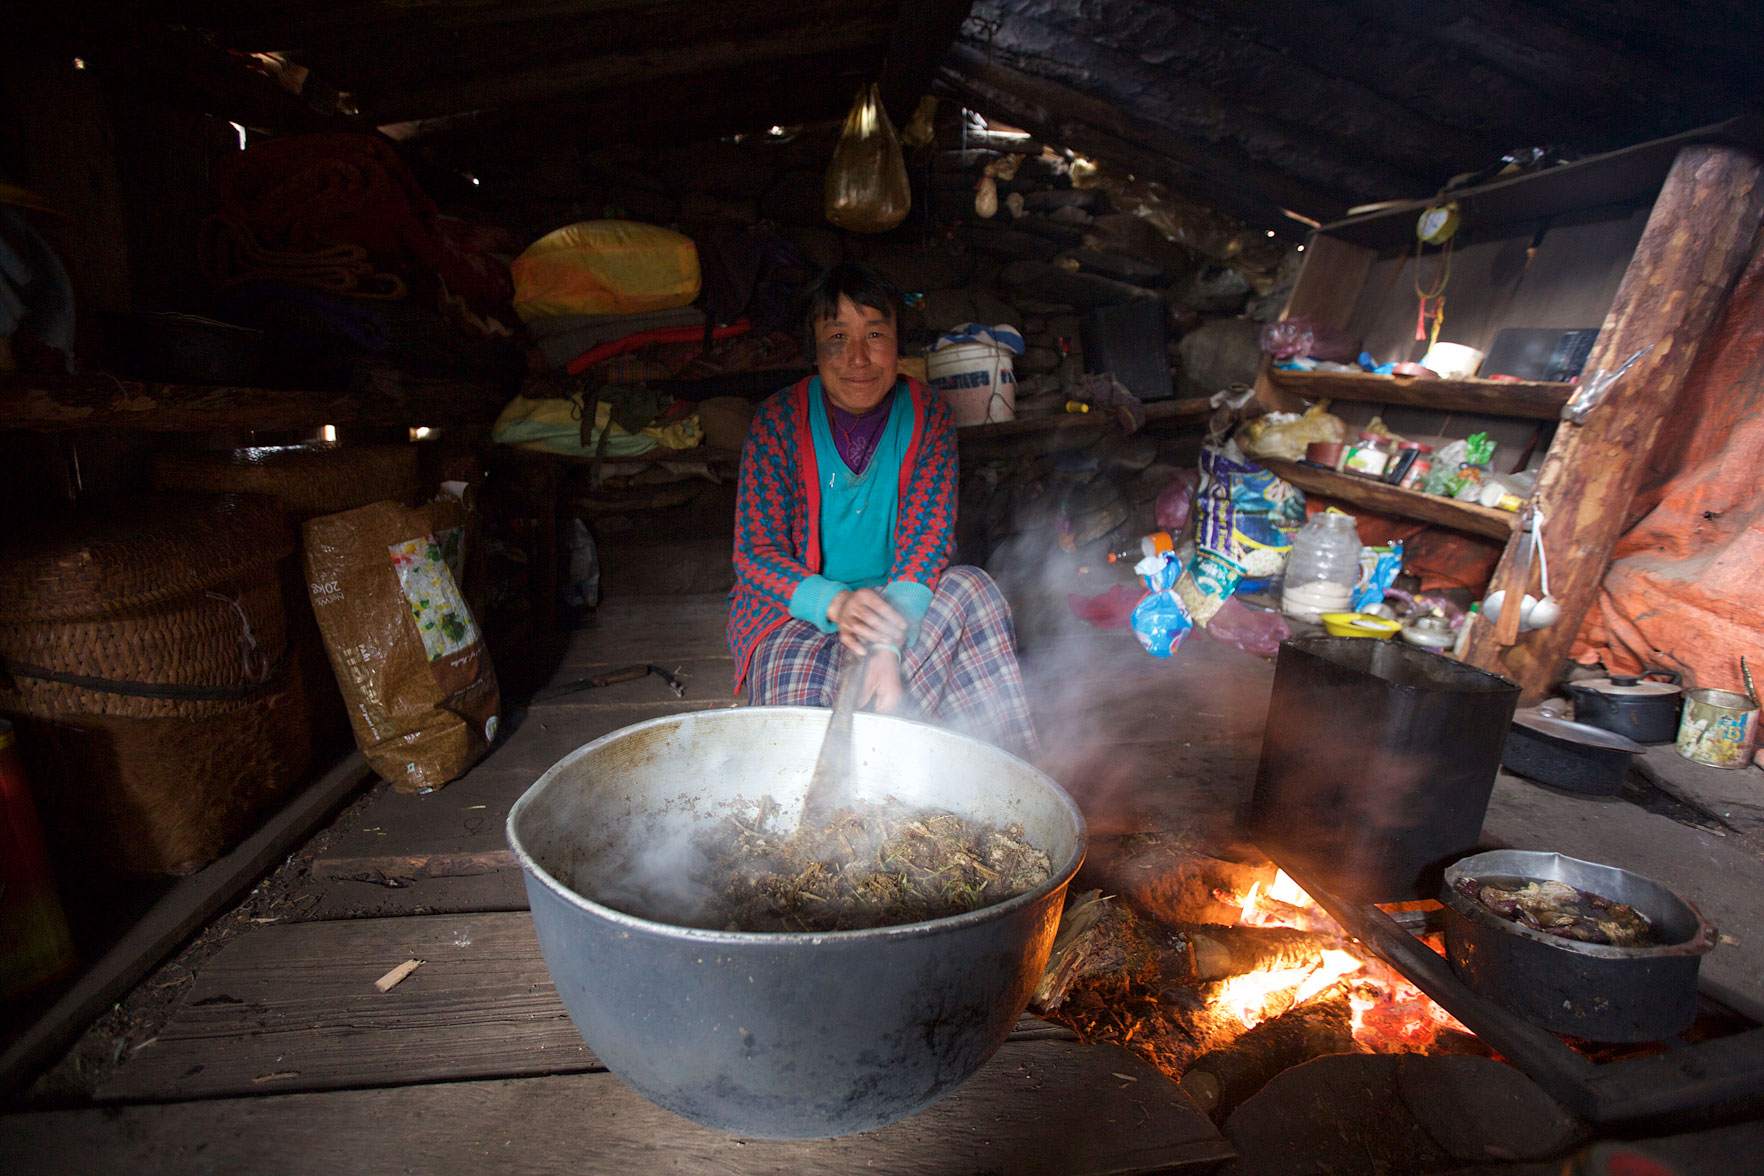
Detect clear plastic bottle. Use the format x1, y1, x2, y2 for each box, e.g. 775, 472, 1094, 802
1281, 512, 1362, 622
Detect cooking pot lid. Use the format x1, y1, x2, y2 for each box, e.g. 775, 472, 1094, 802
1579, 676, 1682, 697
1513, 710, 1646, 753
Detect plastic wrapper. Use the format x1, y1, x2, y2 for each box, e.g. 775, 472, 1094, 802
1350, 541, 1404, 612
825, 84, 911, 234
1155, 469, 1200, 533
1131, 563, 1195, 658
1238, 401, 1348, 462
1187, 438, 1307, 594
1206, 596, 1290, 659
1259, 317, 1360, 363
1175, 549, 1245, 624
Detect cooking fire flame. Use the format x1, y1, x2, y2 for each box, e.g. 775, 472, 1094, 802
1220, 869, 1470, 1050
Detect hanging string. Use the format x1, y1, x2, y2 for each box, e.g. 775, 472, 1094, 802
206, 589, 267, 681
1413, 234, 1453, 348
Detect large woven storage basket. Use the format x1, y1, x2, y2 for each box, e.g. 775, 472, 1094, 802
153, 443, 421, 755
151, 443, 421, 522
0, 495, 311, 875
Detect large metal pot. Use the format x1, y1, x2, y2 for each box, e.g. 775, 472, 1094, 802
1443, 850, 1717, 1042
505, 706, 1086, 1139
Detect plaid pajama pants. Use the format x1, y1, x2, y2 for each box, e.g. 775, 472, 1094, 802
746, 566, 1040, 759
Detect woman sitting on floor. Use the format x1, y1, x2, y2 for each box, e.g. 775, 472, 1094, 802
726, 262, 1039, 758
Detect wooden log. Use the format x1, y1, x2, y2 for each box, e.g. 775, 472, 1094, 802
1464, 143, 1764, 703
935, 48, 1345, 232
1171, 916, 1347, 987
1179, 992, 1355, 1119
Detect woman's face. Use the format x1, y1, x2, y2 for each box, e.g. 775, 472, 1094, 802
815, 295, 900, 414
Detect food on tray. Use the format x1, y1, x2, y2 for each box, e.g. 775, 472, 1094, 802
1455, 875, 1662, 947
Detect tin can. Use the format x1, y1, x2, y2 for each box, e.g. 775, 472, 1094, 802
1343, 433, 1394, 477
1675, 688, 1760, 769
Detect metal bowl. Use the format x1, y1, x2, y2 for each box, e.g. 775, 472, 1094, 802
1443, 850, 1718, 1041
506, 706, 1086, 1139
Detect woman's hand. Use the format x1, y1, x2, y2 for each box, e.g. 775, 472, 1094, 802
856, 646, 903, 714
826, 588, 906, 655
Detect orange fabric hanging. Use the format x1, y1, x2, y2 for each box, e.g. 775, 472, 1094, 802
1571, 229, 1764, 706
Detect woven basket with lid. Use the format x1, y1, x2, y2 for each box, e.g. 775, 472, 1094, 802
151, 443, 420, 521
0, 495, 294, 720
0, 495, 310, 874
152, 443, 422, 754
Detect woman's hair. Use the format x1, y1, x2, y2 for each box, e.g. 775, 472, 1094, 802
800, 262, 905, 360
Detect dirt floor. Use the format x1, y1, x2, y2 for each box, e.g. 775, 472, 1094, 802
5, 501, 1764, 1172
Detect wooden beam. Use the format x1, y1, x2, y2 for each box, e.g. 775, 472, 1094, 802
354, 9, 891, 123
957, 398, 1211, 459
1464, 143, 1764, 702
936, 47, 1347, 229
396, 50, 870, 160
15, 5, 350, 132
0, 753, 373, 1098
0, 371, 512, 432
1257, 457, 1518, 540
877, 0, 975, 127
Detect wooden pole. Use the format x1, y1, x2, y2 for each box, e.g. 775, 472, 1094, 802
1465, 143, 1764, 703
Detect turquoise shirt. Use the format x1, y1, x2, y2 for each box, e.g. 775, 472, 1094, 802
786, 378, 935, 648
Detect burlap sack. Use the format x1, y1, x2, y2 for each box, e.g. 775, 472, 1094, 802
304, 499, 499, 792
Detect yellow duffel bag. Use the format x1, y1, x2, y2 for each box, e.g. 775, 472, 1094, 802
512, 220, 702, 320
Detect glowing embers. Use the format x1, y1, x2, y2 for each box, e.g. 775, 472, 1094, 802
1221, 868, 1469, 1050
1211, 948, 1363, 1030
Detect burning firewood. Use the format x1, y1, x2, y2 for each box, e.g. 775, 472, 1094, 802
1163, 923, 1347, 983
1179, 991, 1357, 1119
1032, 890, 1145, 1012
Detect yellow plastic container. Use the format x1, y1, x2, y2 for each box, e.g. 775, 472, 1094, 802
512, 220, 701, 320
1320, 612, 1401, 639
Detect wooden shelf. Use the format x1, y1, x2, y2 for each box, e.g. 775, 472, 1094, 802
0, 370, 513, 432
957, 396, 1211, 456
1256, 456, 1520, 540
1266, 370, 1572, 419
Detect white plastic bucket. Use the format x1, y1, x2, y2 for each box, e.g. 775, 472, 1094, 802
925, 343, 1015, 426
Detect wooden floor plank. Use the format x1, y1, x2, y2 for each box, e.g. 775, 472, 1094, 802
96, 912, 1081, 1103
20, 1038, 1229, 1175
96, 913, 595, 1102
315, 700, 740, 866
559, 594, 731, 669
298, 868, 531, 921
0, 754, 375, 1099
526, 656, 735, 707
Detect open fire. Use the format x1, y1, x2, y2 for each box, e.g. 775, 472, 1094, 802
1225, 869, 1470, 1051
1034, 852, 1479, 1117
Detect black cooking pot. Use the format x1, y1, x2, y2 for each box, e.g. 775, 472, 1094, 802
1443, 850, 1717, 1042
1567, 670, 1683, 744
1502, 712, 1643, 796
